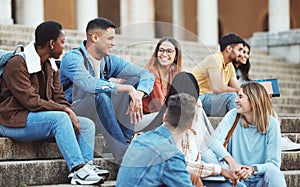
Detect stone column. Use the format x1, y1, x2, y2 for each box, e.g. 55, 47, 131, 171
172, 0, 184, 40
0, 0, 13, 24
120, 0, 155, 38
269, 0, 290, 32
197, 0, 218, 45
77, 0, 98, 32
15, 0, 44, 27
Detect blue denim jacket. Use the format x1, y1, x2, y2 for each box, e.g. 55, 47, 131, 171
116, 126, 194, 187
60, 41, 155, 103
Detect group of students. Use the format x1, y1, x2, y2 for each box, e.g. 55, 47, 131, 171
0, 17, 286, 186
116, 31, 286, 186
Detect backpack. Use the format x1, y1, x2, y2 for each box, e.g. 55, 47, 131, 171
0, 45, 25, 102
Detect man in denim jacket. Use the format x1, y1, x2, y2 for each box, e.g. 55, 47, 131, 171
116, 93, 197, 186
60, 18, 154, 164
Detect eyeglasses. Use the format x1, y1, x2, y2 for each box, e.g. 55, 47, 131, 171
158, 48, 175, 56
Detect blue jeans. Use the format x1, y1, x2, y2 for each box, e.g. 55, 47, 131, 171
0, 111, 95, 171
72, 92, 132, 164
241, 164, 286, 187
202, 149, 286, 187
203, 181, 246, 187
200, 92, 237, 117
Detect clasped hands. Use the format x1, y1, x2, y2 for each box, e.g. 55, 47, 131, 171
224, 156, 254, 186
127, 89, 144, 124
222, 165, 253, 187
237, 165, 254, 180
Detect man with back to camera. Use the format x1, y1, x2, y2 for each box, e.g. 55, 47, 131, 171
116, 93, 198, 186
192, 33, 245, 117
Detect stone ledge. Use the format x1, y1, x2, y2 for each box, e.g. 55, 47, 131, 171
281, 151, 300, 170
251, 30, 300, 64
0, 135, 105, 160
280, 118, 300, 133
28, 181, 116, 187
0, 158, 119, 187
283, 170, 300, 187
208, 117, 300, 133
281, 133, 300, 143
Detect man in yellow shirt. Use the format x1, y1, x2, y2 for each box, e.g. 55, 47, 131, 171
192, 33, 244, 116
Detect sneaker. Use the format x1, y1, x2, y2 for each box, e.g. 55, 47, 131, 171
281, 136, 300, 151
88, 161, 110, 180
70, 163, 104, 185
68, 161, 109, 181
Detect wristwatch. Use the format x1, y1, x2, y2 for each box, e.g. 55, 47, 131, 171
252, 165, 258, 176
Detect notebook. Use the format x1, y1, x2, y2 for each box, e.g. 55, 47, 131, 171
254, 79, 280, 97
201, 175, 228, 181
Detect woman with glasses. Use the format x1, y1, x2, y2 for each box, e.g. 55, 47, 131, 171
142, 37, 182, 114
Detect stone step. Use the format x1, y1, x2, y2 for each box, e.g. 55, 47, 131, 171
279, 82, 300, 90
0, 32, 34, 42
2, 27, 296, 63
250, 64, 300, 74
1, 117, 298, 161
0, 25, 218, 50
0, 158, 119, 187
281, 151, 300, 170
283, 170, 300, 187
0, 24, 35, 33
274, 104, 300, 114
282, 133, 300, 143
1, 23, 300, 187
28, 181, 116, 187
251, 73, 300, 82
279, 89, 300, 97
0, 156, 298, 187
21, 173, 300, 187
272, 96, 300, 106
22, 171, 300, 187
0, 135, 105, 161
1, 29, 299, 79
209, 116, 300, 133
0, 38, 29, 48
280, 117, 300, 133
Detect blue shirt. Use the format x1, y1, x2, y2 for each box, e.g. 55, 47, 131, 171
60, 41, 155, 103
116, 126, 194, 187
210, 109, 281, 176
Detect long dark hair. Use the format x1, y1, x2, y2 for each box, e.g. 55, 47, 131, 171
233, 42, 251, 81
145, 37, 182, 72
143, 72, 199, 131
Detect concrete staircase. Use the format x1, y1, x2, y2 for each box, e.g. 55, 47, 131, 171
1, 24, 300, 186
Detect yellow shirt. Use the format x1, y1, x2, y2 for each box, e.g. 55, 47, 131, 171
192, 52, 235, 95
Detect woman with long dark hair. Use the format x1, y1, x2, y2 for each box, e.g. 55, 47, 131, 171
142, 37, 182, 114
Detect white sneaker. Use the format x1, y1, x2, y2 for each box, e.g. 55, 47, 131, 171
70, 163, 104, 185
87, 161, 110, 180
68, 161, 109, 181
281, 136, 300, 151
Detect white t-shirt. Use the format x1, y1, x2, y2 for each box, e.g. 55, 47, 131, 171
88, 53, 102, 78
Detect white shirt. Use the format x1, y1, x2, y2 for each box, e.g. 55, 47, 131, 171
88, 53, 101, 78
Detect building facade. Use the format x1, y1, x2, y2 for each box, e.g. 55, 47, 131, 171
1, 0, 299, 46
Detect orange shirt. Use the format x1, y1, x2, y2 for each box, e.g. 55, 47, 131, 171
142, 65, 177, 114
